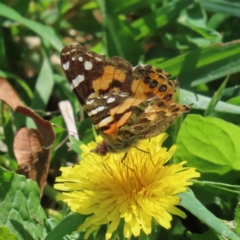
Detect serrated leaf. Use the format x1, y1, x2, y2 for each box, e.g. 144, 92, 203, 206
0, 167, 50, 240
0, 226, 17, 240
175, 114, 240, 174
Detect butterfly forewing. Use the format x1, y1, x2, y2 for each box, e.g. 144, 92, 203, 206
61, 45, 106, 105
61, 45, 133, 105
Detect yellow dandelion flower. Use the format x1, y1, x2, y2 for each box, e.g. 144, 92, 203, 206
54, 133, 200, 239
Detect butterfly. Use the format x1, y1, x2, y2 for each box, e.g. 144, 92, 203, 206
61, 45, 192, 155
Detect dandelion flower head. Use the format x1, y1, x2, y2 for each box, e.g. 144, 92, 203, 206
54, 133, 200, 239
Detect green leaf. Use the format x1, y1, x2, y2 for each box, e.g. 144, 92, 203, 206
178, 3, 219, 40
105, 0, 159, 14
0, 226, 17, 240
0, 3, 62, 52
0, 167, 50, 240
204, 77, 228, 116
105, 15, 143, 64
43, 212, 87, 240
175, 115, 240, 174
150, 40, 240, 88
179, 191, 240, 240
131, 0, 193, 40
228, 96, 240, 106
187, 230, 221, 240
0, 71, 33, 100
200, 0, 240, 17
69, 137, 83, 155
235, 202, 240, 235
180, 89, 240, 114
30, 49, 54, 111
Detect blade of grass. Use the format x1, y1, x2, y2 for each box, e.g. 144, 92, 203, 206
180, 89, 240, 114
131, 0, 193, 40
180, 191, 240, 240
43, 212, 87, 240
148, 40, 240, 88
200, 0, 240, 17
204, 76, 229, 116
178, 3, 219, 40
0, 3, 62, 52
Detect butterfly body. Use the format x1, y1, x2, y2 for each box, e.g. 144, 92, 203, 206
61, 45, 192, 155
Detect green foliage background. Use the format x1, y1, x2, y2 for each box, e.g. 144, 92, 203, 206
0, 0, 240, 239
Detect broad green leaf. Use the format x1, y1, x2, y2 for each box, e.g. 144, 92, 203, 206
0, 3, 62, 52
149, 41, 240, 88
175, 114, 240, 174
131, 0, 193, 40
200, 0, 240, 17
179, 191, 240, 240
228, 96, 240, 106
204, 77, 228, 116
0, 167, 50, 240
180, 89, 240, 114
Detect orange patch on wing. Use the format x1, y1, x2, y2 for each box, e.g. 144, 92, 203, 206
110, 98, 143, 116
92, 65, 115, 92
92, 66, 127, 93
104, 111, 132, 135
149, 72, 168, 81
131, 79, 148, 100
131, 72, 177, 103
113, 69, 126, 82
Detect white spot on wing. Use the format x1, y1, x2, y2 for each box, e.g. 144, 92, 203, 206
95, 56, 102, 61
84, 61, 93, 70
72, 56, 75, 61
91, 106, 105, 115
78, 56, 83, 61
86, 99, 94, 105
98, 116, 114, 127
107, 97, 115, 103
103, 95, 108, 99
71, 75, 84, 88
66, 51, 70, 55
86, 52, 93, 57
62, 61, 70, 70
